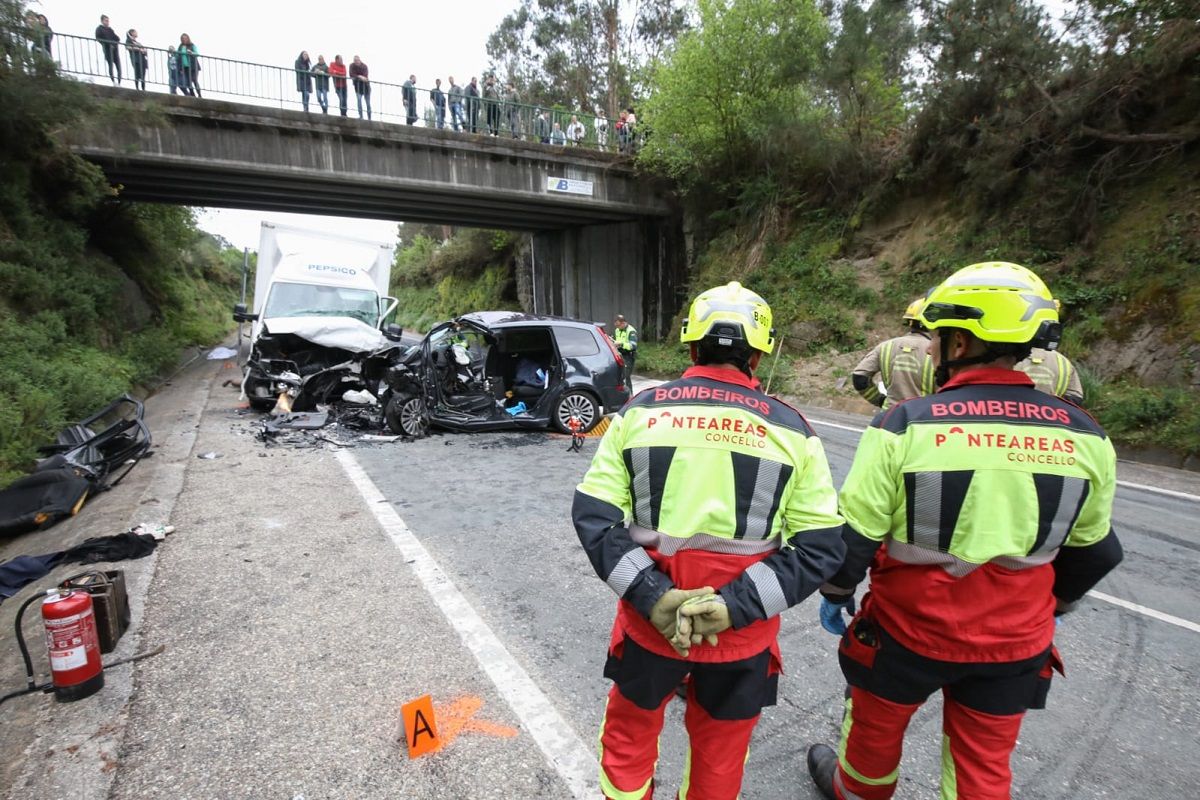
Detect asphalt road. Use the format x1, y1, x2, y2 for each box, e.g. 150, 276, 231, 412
352, 404, 1200, 799
3, 361, 1196, 800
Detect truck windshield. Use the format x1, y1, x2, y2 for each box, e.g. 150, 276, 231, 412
263, 283, 379, 326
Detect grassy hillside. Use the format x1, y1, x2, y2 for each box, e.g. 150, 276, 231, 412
388, 228, 522, 332
0, 7, 242, 483
639, 152, 1199, 461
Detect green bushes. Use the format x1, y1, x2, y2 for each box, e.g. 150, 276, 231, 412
0, 10, 243, 482
1091, 382, 1200, 457
389, 229, 520, 332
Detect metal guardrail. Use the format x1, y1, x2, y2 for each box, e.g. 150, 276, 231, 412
32, 31, 640, 155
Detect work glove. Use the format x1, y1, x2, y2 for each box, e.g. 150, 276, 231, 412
819, 596, 856, 636
649, 587, 715, 657
677, 594, 731, 648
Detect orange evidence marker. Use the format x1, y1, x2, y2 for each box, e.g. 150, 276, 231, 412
401, 694, 441, 758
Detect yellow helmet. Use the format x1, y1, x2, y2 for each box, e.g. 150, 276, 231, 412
680, 281, 775, 354
919, 262, 1060, 347
902, 297, 925, 323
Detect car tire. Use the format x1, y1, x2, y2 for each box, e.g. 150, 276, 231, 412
385, 393, 429, 438
553, 389, 600, 434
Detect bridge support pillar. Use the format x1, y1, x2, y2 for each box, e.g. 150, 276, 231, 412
528, 217, 684, 340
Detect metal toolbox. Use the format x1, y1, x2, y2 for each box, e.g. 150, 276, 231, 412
61, 570, 130, 653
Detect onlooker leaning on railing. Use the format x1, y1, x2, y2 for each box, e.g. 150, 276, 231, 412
295, 50, 312, 112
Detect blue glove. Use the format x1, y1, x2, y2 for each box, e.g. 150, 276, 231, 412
819, 596, 856, 635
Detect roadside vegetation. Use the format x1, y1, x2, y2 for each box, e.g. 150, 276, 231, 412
421, 0, 1198, 461
628, 0, 1198, 461
0, 2, 242, 483
388, 227, 522, 332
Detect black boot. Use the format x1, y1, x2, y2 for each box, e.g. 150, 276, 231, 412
806, 743, 838, 800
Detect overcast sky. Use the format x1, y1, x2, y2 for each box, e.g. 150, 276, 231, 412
35, 0, 1076, 252
36, 0, 517, 250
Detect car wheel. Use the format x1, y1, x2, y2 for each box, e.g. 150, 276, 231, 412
553, 389, 599, 434
385, 393, 429, 437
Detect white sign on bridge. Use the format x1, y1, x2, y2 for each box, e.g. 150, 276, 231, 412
546, 177, 595, 196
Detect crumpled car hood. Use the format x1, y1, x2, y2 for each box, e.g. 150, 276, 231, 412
261, 317, 388, 353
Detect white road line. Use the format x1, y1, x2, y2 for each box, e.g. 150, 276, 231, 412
1110, 480, 1200, 503
807, 417, 869, 435
336, 450, 600, 799
1088, 590, 1200, 634
806, 417, 1200, 503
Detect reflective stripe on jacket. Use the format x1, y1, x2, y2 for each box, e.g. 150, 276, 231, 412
852, 332, 934, 409
1018, 348, 1084, 403
573, 366, 845, 662
613, 325, 638, 354
830, 368, 1118, 662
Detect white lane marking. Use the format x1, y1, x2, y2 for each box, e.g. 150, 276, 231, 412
1110, 480, 1200, 503
807, 417, 868, 435
805, 417, 1200, 503
1088, 590, 1200, 634
336, 450, 600, 798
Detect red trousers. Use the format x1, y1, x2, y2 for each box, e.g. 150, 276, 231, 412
834, 615, 1058, 799
835, 686, 1024, 799
599, 637, 777, 800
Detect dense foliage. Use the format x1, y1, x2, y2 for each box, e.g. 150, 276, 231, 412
487, 0, 690, 114
388, 227, 522, 332
0, 1, 242, 482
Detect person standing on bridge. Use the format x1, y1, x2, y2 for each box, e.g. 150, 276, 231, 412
566, 114, 586, 146
534, 110, 551, 143
431, 78, 447, 129
483, 74, 500, 135
805, 262, 1124, 800
330, 55, 348, 116
95, 15, 121, 85
596, 108, 609, 147
402, 75, 418, 125
312, 56, 330, 114
178, 34, 200, 98
465, 76, 481, 133
850, 298, 935, 409
612, 315, 638, 391
350, 56, 371, 120
574, 281, 846, 800
125, 29, 148, 91
504, 83, 522, 138
166, 45, 180, 94
294, 51, 312, 112
449, 77, 465, 131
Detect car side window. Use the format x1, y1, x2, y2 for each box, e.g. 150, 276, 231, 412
555, 327, 600, 357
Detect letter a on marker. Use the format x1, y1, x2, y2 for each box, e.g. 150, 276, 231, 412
402, 694, 441, 757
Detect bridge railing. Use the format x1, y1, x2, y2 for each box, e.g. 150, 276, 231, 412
39, 31, 632, 154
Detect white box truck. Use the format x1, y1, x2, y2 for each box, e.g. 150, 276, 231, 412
233, 222, 403, 412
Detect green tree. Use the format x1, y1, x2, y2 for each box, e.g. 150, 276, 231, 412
487, 0, 690, 114
638, 0, 829, 191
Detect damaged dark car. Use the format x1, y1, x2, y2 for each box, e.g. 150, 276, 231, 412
383, 312, 630, 437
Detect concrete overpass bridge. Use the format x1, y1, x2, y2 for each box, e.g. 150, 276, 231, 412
65, 86, 685, 337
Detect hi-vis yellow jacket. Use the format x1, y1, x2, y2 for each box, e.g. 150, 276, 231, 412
824, 368, 1122, 662
573, 366, 846, 662
852, 332, 935, 408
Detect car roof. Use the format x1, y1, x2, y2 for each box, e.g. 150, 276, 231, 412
459, 311, 602, 330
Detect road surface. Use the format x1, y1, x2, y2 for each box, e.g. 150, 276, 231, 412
2, 361, 1196, 799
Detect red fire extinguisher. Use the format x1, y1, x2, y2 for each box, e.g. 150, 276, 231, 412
42, 590, 104, 702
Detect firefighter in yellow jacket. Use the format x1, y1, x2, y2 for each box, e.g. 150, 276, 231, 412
1018, 346, 1084, 404
806, 262, 1123, 800
851, 299, 935, 408
573, 281, 846, 799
